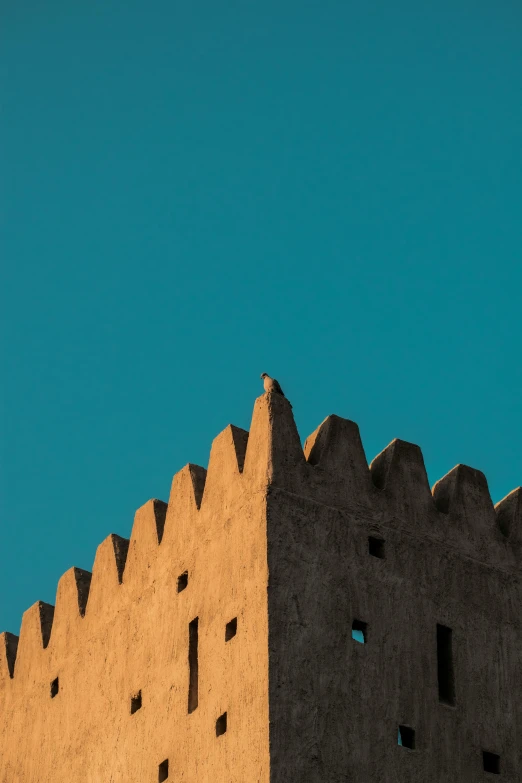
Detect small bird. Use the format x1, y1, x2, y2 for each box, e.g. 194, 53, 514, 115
260, 372, 286, 398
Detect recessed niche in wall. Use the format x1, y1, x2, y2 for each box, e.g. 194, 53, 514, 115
158, 759, 169, 781
352, 619, 367, 644
177, 571, 189, 593
130, 690, 142, 715
50, 677, 59, 698
437, 624, 455, 706
368, 536, 385, 559
398, 725, 415, 749
483, 751, 500, 774
188, 617, 199, 713
216, 712, 227, 737
225, 617, 237, 642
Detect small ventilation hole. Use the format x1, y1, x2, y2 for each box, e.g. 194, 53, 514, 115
225, 617, 237, 642
177, 571, 188, 593
483, 751, 500, 774
216, 712, 227, 737
352, 619, 367, 644
398, 725, 415, 749
50, 677, 59, 698
368, 536, 385, 559
130, 690, 142, 714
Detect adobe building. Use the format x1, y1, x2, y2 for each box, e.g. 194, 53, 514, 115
1, 391, 521, 781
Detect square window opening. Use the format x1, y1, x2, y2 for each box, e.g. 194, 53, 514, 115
483, 751, 500, 774
225, 617, 237, 642
369, 536, 385, 559
50, 677, 59, 698
398, 725, 415, 749
352, 619, 367, 644
130, 690, 142, 714
177, 571, 188, 593
216, 712, 227, 737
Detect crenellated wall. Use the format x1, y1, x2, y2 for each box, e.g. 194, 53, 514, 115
1, 393, 520, 782
259, 394, 522, 782
0, 414, 270, 783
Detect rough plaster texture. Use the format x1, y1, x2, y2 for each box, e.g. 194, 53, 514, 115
1, 393, 521, 782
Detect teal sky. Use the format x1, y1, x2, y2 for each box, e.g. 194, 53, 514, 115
1, 0, 521, 634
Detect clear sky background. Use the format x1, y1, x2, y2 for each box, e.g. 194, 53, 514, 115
1, 0, 521, 634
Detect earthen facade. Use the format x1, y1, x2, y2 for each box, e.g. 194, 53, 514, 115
1, 392, 521, 781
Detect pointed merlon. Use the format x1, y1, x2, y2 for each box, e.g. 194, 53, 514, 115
369, 439, 434, 522
163, 464, 207, 550
11, 601, 55, 678
432, 464, 497, 554
167, 464, 206, 519
20, 601, 55, 651
124, 500, 168, 586
202, 425, 249, 507
205, 424, 248, 474
91, 533, 130, 587
496, 487, 522, 543
304, 415, 371, 503
47, 568, 92, 650
132, 498, 168, 546
54, 567, 92, 621
0, 632, 19, 679
432, 464, 493, 514
243, 393, 304, 491
85, 534, 130, 618
305, 416, 365, 469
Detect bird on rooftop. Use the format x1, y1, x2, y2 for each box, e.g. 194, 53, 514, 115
260, 372, 287, 398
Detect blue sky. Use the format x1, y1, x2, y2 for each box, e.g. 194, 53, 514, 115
1, 0, 521, 634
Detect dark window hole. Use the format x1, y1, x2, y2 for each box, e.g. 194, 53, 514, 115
483, 751, 500, 774
158, 759, 169, 781
369, 536, 385, 559
188, 617, 198, 713
437, 624, 455, 706
352, 619, 367, 644
216, 712, 227, 737
398, 725, 415, 749
177, 571, 188, 593
225, 617, 237, 642
50, 677, 59, 698
130, 690, 142, 714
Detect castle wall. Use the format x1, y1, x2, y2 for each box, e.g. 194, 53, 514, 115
0, 424, 271, 783
264, 400, 522, 782
1, 393, 520, 782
